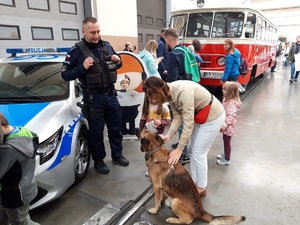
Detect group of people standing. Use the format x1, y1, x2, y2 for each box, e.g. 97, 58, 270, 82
60, 16, 243, 200
273, 36, 300, 84
1, 17, 244, 225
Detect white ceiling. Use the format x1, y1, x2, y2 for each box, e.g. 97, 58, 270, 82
250, 0, 300, 41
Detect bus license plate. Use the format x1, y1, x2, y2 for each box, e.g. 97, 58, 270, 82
203, 72, 222, 79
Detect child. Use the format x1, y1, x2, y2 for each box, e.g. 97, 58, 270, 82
139, 92, 171, 135
139, 93, 171, 176
188, 44, 203, 67
0, 112, 40, 225
117, 74, 140, 135
217, 81, 242, 166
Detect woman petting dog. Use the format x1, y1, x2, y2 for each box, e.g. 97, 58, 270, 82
143, 77, 225, 197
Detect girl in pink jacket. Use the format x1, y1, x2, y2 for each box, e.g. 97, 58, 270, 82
217, 81, 242, 165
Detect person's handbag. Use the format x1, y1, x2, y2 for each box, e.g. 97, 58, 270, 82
194, 94, 213, 124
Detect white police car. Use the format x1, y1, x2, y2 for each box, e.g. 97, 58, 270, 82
0, 47, 90, 209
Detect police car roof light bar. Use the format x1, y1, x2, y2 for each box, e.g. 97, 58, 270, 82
6, 47, 71, 57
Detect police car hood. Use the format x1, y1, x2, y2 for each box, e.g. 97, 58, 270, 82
0, 101, 69, 142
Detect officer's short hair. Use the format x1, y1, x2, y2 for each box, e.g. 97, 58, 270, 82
82, 17, 97, 25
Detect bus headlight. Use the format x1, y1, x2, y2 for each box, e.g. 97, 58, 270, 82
36, 127, 63, 165
217, 57, 226, 66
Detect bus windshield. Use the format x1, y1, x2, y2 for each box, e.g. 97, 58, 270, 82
172, 11, 245, 39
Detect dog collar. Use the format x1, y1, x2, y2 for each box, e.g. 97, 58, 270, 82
145, 145, 163, 160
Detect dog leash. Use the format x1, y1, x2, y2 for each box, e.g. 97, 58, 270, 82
145, 145, 163, 160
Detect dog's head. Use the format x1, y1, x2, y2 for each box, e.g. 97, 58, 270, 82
136, 128, 164, 153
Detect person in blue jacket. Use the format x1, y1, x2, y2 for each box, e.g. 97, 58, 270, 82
221, 39, 241, 83
139, 40, 162, 78
157, 28, 169, 81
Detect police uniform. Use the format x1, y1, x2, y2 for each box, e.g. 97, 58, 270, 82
61, 38, 129, 173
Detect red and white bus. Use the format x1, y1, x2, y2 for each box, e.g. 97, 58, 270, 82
170, 1, 278, 89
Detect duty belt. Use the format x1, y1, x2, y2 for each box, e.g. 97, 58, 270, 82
87, 87, 115, 95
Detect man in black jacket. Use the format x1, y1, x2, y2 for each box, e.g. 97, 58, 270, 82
61, 17, 129, 174
157, 28, 169, 81
288, 36, 300, 83
164, 28, 186, 82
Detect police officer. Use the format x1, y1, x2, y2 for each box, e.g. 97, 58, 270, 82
61, 16, 129, 174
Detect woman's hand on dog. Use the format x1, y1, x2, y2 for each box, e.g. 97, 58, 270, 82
168, 148, 182, 165
161, 134, 171, 143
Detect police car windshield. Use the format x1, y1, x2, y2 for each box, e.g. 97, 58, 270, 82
0, 62, 68, 102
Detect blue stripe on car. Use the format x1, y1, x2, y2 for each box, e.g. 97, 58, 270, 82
47, 115, 81, 170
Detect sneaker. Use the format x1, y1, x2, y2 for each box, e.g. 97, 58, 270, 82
294, 79, 298, 82
217, 154, 225, 159
112, 156, 129, 166
94, 160, 110, 174
171, 142, 179, 149
145, 171, 149, 177
217, 158, 230, 166
179, 154, 190, 164
289, 79, 293, 83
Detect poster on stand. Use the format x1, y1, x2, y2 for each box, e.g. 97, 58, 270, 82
294, 53, 300, 71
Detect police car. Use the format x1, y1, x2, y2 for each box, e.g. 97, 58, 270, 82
0, 47, 90, 209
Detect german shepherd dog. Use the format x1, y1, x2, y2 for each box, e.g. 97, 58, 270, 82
137, 128, 246, 225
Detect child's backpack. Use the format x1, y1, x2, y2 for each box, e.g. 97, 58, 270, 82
239, 55, 248, 77
174, 46, 200, 83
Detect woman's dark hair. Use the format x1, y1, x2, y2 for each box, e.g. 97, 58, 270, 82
142, 77, 169, 116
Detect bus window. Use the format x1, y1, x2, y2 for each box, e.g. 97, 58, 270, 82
170, 14, 188, 38
213, 12, 245, 38
186, 13, 213, 38
262, 20, 266, 41
256, 17, 262, 40
245, 13, 255, 38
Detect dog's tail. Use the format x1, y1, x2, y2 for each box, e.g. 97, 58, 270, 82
208, 216, 246, 225
201, 212, 246, 224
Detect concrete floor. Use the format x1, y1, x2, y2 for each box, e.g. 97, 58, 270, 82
26, 63, 300, 225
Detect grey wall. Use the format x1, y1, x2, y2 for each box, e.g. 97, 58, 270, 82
137, 0, 167, 51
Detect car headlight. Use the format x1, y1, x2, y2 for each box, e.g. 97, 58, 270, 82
217, 56, 226, 66
36, 127, 63, 165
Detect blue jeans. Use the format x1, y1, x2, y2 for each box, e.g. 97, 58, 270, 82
284, 57, 289, 68
290, 62, 300, 80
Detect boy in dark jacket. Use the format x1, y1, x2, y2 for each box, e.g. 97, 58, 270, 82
0, 112, 40, 225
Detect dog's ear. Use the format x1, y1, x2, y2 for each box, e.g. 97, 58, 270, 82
156, 134, 164, 145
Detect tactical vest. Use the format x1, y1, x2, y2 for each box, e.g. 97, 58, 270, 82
76, 42, 118, 95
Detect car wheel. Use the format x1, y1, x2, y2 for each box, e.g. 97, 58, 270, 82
74, 128, 90, 184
